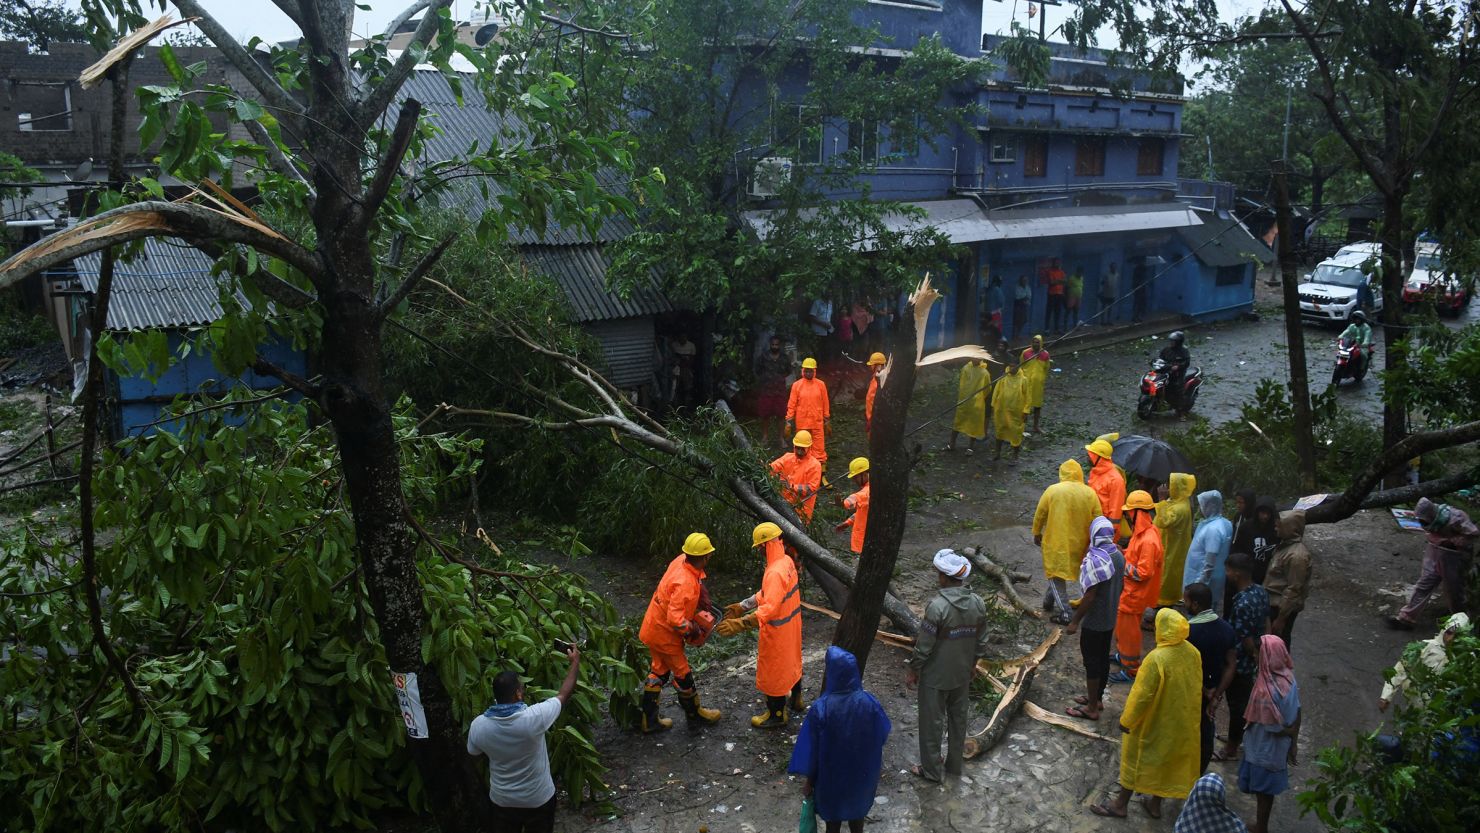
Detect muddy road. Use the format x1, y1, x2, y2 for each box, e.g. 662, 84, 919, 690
557, 275, 1474, 833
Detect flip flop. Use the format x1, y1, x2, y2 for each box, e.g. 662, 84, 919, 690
1140, 798, 1162, 819
1065, 705, 1100, 721
1212, 748, 1237, 762
1090, 802, 1127, 819
1073, 695, 1090, 705
1108, 670, 1135, 684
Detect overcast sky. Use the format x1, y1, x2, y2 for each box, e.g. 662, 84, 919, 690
65, 0, 1264, 55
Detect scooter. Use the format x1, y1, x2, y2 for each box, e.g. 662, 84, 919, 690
1137, 358, 1203, 419
1330, 336, 1369, 386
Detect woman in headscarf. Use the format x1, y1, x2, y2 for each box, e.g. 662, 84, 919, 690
789, 646, 892, 833
1238, 635, 1302, 833
1174, 773, 1247, 833
1093, 608, 1202, 819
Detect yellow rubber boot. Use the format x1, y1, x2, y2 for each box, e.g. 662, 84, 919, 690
678, 689, 721, 725
750, 696, 787, 729
640, 685, 672, 734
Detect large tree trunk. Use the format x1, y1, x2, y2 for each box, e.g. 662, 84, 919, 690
1378, 189, 1409, 487
1274, 162, 1317, 491
833, 292, 921, 673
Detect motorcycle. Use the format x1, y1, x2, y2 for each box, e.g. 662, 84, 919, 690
1137, 358, 1203, 419
1330, 336, 1369, 386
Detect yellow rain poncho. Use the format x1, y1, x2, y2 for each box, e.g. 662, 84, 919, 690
1118, 608, 1202, 799
1031, 460, 1103, 581
1019, 340, 1051, 408
952, 361, 991, 440
1156, 473, 1198, 605
991, 371, 1026, 446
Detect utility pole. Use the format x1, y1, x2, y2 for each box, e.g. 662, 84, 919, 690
1282, 87, 1293, 163
1273, 160, 1317, 491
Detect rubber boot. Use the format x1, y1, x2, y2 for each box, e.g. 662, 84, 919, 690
640, 685, 672, 734
678, 689, 721, 726
787, 681, 805, 715
750, 695, 787, 729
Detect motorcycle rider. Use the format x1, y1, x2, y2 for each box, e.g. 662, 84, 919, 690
1158, 331, 1191, 407
1338, 311, 1375, 376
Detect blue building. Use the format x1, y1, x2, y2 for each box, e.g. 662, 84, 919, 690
59, 239, 307, 438
742, 1, 1270, 349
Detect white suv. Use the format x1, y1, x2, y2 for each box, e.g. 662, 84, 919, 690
1298, 247, 1385, 325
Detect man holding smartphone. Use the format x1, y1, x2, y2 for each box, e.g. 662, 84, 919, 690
467, 644, 581, 832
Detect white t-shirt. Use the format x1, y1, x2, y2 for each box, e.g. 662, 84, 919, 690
466, 699, 562, 808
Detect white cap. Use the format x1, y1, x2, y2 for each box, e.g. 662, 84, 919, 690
933, 548, 971, 580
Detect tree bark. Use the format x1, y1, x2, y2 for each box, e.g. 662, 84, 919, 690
832, 292, 921, 673
1377, 188, 1409, 487
1301, 419, 1480, 524
1274, 161, 1317, 491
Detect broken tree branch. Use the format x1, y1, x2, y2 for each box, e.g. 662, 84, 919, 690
964, 545, 1042, 618
1302, 421, 1480, 524
169, 0, 302, 118
379, 230, 458, 317
358, 0, 453, 122
360, 99, 422, 226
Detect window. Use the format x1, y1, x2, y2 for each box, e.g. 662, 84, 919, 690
989, 133, 1016, 163
1023, 135, 1048, 177
848, 120, 879, 164
886, 115, 921, 160
774, 102, 823, 164
14, 81, 72, 132
1137, 138, 1165, 176
1215, 264, 1246, 286
1074, 137, 1105, 176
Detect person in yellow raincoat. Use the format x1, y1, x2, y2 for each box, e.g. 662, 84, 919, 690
717, 523, 804, 728
944, 359, 991, 454
1032, 459, 1102, 624
1019, 335, 1051, 435
1092, 608, 1201, 820
1156, 473, 1198, 607
991, 363, 1026, 464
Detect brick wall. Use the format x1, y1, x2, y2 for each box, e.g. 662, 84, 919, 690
1, 41, 251, 168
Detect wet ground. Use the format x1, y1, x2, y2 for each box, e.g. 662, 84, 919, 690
556, 273, 1476, 833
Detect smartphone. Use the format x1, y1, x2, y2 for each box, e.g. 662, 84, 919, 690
552, 639, 575, 654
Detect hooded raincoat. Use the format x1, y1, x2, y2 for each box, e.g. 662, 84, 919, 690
786, 376, 831, 462
1230, 489, 1260, 556
1117, 509, 1165, 672
1088, 453, 1127, 524
952, 361, 991, 439
1156, 473, 1198, 606
841, 481, 870, 555
753, 539, 803, 696
1264, 511, 1312, 617
1032, 460, 1103, 581
788, 647, 891, 823
1120, 609, 1202, 799
1184, 491, 1233, 610
991, 371, 1027, 446
1019, 344, 1051, 408
770, 450, 822, 521
865, 373, 880, 431
639, 554, 707, 678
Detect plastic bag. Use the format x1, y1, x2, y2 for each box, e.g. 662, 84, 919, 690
799, 796, 817, 833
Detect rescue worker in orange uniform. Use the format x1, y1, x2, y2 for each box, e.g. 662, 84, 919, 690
771, 430, 823, 521
1112, 491, 1164, 682
1085, 438, 1127, 531
864, 352, 887, 435
717, 523, 804, 728
786, 357, 832, 465
637, 532, 723, 732
835, 457, 871, 555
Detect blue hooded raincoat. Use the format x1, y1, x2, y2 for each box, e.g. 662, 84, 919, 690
1183, 490, 1233, 611
787, 646, 892, 822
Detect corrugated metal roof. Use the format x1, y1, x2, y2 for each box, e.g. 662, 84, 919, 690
982, 203, 1202, 240
520, 244, 672, 322
586, 317, 657, 388
1177, 216, 1274, 268
73, 238, 248, 331
391, 70, 636, 245
742, 198, 995, 250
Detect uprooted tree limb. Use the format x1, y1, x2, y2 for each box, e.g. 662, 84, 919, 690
1303, 419, 1480, 525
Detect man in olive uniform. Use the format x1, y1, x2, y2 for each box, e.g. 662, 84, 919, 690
907, 549, 992, 781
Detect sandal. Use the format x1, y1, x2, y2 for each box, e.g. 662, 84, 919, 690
1073, 695, 1089, 705
1090, 802, 1127, 819
1140, 798, 1163, 819
1065, 705, 1100, 721
1107, 670, 1134, 684
1212, 747, 1237, 762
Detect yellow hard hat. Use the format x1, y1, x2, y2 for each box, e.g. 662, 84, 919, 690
867, 352, 886, 366
682, 532, 715, 557
847, 457, 870, 478
1086, 439, 1114, 459
1123, 490, 1155, 511
752, 522, 782, 548
801, 357, 818, 370
792, 429, 813, 448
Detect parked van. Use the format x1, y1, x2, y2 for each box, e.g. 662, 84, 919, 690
1403, 243, 1472, 316
1298, 247, 1385, 325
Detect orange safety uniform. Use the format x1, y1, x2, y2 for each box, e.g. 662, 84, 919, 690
771, 450, 823, 521
639, 554, 707, 681
1116, 512, 1164, 675
841, 482, 871, 554
786, 376, 831, 463
1088, 454, 1127, 524
865, 375, 879, 434
752, 539, 803, 696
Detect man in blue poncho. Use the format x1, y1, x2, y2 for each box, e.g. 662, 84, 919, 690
1184, 490, 1233, 613
788, 646, 892, 833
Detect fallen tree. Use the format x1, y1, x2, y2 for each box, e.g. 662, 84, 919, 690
1303, 419, 1480, 524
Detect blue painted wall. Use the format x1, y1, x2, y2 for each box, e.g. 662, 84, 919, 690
113, 331, 307, 438
854, 0, 985, 59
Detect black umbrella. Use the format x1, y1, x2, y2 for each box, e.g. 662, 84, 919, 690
1111, 434, 1195, 482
